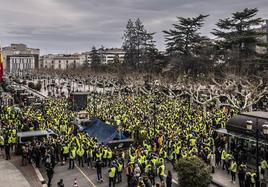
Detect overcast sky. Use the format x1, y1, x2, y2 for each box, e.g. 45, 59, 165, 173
0, 0, 268, 54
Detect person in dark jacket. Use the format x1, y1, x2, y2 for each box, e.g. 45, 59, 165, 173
166, 170, 172, 187
57, 179, 64, 187
95, 159, 103, 182
46, 164, 54, 187
238, 163, 246, 187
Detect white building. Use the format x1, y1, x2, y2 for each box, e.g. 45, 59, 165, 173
6, 55, 36, 74
40, 54, 83, 70
2, 44, 40, 73
82, 48, 125, 66
256, 20, 268, 54
99, 48, 125, 64
40, 48, 125, 70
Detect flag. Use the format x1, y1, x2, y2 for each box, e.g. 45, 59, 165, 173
0, 52, 3, 82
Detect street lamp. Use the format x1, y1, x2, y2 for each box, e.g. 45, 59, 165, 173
263, 123, 268, 135
246, 120, 253, 130
246, 119, 268, 187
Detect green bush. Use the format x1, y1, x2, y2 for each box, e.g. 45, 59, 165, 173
175, 156, 212, 187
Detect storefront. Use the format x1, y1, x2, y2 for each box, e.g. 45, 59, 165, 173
215, 112, 268, 167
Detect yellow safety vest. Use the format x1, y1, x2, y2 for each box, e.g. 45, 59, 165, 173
250, 173, 256, 184
145, 164, 151, 173
158, 164, 165, 176
229, 161, 237, 173
0, 136, 4, 145
221, 150, 226, 160
77, 148, 84, 157
107, 151, 112, 159
109, 167, 116, 178
261, 160, 268, 169
70, 149, 76, 159
118, 163, 123, 172
63, 146, 69, 154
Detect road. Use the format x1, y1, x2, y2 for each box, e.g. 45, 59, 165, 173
38, 160, 218, 187
39, 160, 179, 187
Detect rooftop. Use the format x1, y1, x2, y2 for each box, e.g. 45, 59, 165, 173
241, 111, 268, 119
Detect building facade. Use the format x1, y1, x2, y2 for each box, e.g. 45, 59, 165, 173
40, 54, 83, 70
82, 48, 125, 66
2, 43, 40, 74
6, 55, 38, 74
256, 20, 268, 54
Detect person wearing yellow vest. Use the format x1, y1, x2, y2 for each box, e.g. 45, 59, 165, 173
225, 152, 231, 174
238, 162, 247, 187
86, 147, 93, 168
108, 164, 116, 187
77, 146, 85, 167
221, 149, 227, 170
145, 163, 151, 174
229, 159, 237, 184
102, 148, 108, 167
0, 134, 4, 153
116, 160, 123, 183
249, 171, 257, 186
62, 144, 69, 165
158, 162, 165, 182
260, 159, 268, 180
96, 149, 102, 161
69, 147, 76, 169
107, 148, 113, 167
10, 134, 16, 151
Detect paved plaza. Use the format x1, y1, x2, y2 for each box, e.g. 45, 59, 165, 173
0, 158, 31, 187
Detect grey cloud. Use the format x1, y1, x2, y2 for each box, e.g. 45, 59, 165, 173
0, 0, 268, 54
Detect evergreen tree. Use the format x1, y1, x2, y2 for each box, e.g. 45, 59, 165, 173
212, 8, 263, 54
122, 18, 158, 70
212, 8, 264, 75
163, 14, 209, 56
123, 19, 137, 69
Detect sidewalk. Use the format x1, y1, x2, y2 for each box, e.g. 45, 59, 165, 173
212, 167, 239, 187
9, 155, 43, 187
0, 158, 31, 187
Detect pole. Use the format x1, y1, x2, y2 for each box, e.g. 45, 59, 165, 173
256, 117, 260, 187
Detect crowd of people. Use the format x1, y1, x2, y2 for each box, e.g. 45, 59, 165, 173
0, 88, 268, 187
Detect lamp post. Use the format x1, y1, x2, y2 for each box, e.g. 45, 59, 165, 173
246, 120, 268, 187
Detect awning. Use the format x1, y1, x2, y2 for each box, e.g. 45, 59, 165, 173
214, 128, 268, 145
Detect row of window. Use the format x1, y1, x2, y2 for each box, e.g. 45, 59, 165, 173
10, 58, 33, 64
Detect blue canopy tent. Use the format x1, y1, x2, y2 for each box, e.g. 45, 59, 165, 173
83, 118, 126, 144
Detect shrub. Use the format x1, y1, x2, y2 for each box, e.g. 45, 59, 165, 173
174, 156, 212, 187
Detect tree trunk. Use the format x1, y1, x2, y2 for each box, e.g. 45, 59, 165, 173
190, 95, 193, 105
203, 104, 207, 118
216, 99, 220, 109
248, 105, 253, 112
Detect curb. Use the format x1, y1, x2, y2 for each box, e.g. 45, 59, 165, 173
211, 179, 226, 187
32, 164, 47, 187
